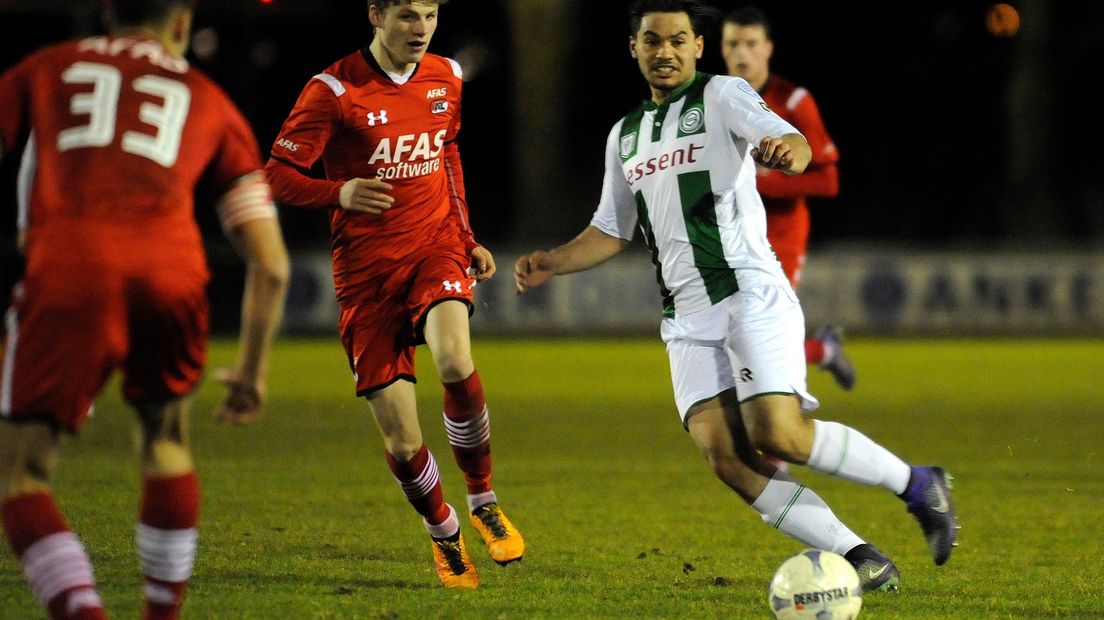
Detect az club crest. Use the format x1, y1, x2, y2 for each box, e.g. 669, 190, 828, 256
432, 100, 449, 114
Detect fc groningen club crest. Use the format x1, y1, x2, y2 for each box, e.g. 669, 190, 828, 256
679, 107, 703, 134
620, 133, 637, 158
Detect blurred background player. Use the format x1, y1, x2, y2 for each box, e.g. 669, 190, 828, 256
0, 0, 290, 618
721, 5, 855, 390
264, 0, 522, 589
516, 0, 958, 594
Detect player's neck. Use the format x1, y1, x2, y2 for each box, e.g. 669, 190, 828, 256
114, 27, 183, 59
749, 71, 769, 92
368, 40, 415, 76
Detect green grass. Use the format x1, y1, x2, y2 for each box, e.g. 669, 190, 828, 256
2, 337, 1102, 618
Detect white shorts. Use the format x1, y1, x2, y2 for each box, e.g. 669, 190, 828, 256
661, 284, 819, 424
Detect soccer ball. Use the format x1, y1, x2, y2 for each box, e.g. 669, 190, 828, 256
768, 549, 863, 620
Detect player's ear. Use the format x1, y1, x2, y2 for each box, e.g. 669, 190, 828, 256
629, 35, 638, 59
368, 4, 383, 29
694, 34, 703, 59
170, 6, 193, 57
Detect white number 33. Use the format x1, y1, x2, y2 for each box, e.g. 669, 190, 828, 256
57, 61, 191, 168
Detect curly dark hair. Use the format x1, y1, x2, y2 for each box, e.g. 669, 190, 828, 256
628, 0, 722, 37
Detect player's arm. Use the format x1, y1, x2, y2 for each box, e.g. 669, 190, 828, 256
721, 79, 811, 175
756, 92, 839, 197
442, 139, 495, 278
214, 173, 290, 424
515, 226, 630, 294
265, 77, 394, 214
752, 133, 811, 175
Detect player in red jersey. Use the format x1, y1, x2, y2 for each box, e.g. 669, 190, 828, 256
0, 1, 290, 618
265, 0, 522, 589
722, 6, 856, 391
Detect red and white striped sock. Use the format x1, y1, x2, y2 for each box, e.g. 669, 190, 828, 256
385, 445, 454, 534
137, 472, 199, 620
1, 492, 106, 620
443, 370, 493, 496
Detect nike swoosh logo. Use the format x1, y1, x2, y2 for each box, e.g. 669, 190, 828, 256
867, 564, 889, 580
931, 484, 950, 513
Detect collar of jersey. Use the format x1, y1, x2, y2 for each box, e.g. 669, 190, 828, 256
643, 72, 706, 112
360, 46, 421, 82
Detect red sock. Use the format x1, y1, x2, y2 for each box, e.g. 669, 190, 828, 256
443, 370, 493, 495
805, 337, 826, 366
2, 493, 106, 620
139, 472, 200, 620
386, 445, 451, 525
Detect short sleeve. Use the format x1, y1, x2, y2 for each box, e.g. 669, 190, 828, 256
715, 77, 802, 146
589, 122, 638, 241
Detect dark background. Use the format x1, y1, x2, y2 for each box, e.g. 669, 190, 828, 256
2, 0, 1102, 295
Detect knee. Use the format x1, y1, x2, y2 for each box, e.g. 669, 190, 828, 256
745, 422, 809, 462
434, 350, 474, 383
385, 441, 423, 463
144, 439, 193, 477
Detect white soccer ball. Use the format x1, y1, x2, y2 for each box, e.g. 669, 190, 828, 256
768, 549, 863, 620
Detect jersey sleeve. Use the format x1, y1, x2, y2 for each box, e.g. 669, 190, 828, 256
207, 91, 265, 193
589, 122, 639, 241
443, 76, 477, 252
0, 56, 31, 161
715, 77, 802, 146
755, 89, 840, 199
266, 77, 346, 208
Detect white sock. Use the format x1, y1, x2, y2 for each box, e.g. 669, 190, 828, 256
467, 491, 497, 512
21, 532, 102, 611
806, 420, 911, 494
751, 470, 864, 556
424, 504, 459, 539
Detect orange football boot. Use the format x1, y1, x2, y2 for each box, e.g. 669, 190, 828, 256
469, 502, 525, 565
431, 533, 479, 589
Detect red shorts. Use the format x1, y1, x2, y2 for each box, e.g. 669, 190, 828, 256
1, 270, 208, 432
338, 246, 474, 396
766, 206, 811, 290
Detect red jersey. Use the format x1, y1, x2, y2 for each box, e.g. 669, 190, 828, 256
756, 74, 839, 284
266, 50, 475, 304
0, 36, 264, 283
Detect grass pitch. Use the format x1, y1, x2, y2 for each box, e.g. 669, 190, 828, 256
1, 337, 1102, 619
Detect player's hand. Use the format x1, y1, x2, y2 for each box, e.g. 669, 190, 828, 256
514, 251, 554, 294
211, 367, 265, 425
751, 136, 795, 170
470, 245, 496, 281
339, 178, 394, 214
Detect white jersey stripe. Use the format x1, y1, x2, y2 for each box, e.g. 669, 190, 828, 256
16, 132, 36, 230
312, 73, 345, 97
1, 286, 20, 414
786, 87, 808, 112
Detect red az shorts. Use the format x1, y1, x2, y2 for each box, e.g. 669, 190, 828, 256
1, 269, 207, 432
338, 246, 474, 396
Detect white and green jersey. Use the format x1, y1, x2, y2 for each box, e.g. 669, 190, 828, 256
590, 72, 800, 318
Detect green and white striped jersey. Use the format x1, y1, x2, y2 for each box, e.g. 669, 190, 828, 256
590, 72, 801, 318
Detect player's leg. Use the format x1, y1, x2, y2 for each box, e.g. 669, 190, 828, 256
343, 280, 478, 589
665, 312, 895, 589
770, 213, 856, 390
365, 380, 478, 589
808, 325, 856, 391
122, 277, 210, 620
0, 420, 108, 619
131, 399, 198, 620
731, 285, 958, 565
417, 257, 523, 566
0, 280, 115, 619
683, 396, 899, 592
